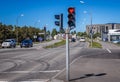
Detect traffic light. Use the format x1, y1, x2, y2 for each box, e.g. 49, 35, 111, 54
54, 14, 64, 33
55, 15, 60, 26
68, 7, 75, 30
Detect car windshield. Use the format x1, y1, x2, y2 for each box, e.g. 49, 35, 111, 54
80, 38, 85, 39
4, 41, 11, 42
23, 40, 30, 43
81, 38, 85, 39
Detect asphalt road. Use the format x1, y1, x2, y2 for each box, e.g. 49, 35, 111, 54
0, 40, 120, 82
0, 40, 88, 81
55, 41, 120, 82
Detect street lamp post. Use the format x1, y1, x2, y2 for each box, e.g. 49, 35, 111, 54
80, 1, 93, 47
90, 13, 93, 47
34, 20, 40, 42
84, 11, 93, 47
16, 14, 24, 44
34, 20, 40, 27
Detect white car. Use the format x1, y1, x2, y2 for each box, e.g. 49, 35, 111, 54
80, 37, 85, 42
1, 39, 16, 48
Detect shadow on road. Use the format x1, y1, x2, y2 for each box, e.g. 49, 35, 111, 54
69, 73, 107, 81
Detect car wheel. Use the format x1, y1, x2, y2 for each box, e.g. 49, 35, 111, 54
10, 46, 12, 48
14, 45, 16, 48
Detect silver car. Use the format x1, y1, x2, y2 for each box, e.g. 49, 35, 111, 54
1, 39, 16, 48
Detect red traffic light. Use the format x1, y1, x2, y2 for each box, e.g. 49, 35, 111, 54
68, 7, 75, 14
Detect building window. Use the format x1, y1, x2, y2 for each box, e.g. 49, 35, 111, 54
106, 26, 108, 32
112, 24, 114, 29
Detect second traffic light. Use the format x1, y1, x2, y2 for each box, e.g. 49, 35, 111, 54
68, 7, 75, 30
54, 13, 64, 32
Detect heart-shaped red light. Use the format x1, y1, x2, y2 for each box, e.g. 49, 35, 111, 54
68, 7, 75, 14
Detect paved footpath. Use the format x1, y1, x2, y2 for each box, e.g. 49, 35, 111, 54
97, 41, 120, 49
51, 57, 120, 82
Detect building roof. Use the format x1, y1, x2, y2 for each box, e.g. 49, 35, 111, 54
106, 23, 120, 24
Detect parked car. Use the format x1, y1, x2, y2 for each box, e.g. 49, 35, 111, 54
20, 39, 33, 48
80, 37, 85, 42
112, 39, 120, 44
1, 39, 16, 48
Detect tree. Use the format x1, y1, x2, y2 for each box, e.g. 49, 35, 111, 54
93, 33, 101, 39
51, 28, 57, 38
73, 30, 76, 34
77, 32, 87, 37
47, 30, 50, 35
71, 30, 76, 35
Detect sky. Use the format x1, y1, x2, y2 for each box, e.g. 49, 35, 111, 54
0, 0, 120, 32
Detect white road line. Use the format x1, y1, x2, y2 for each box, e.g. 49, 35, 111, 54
106, 48, 112, 53
52, 53, 89, 79
52, 56, 80, 79
0, 70, 60, 74
0, 79, 50, 82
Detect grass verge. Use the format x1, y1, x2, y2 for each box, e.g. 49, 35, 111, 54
44, 40, 66, 48
89, 41, 102, 48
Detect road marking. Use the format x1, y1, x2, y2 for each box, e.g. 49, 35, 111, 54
0, 79, 50, 82
52, 56, 80, 79
106, 48, 112, 53
0, 70, 60, 74
52, 49, 111, 79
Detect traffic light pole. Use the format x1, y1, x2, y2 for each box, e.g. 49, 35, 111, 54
65, 7, 75, 81
66, 28, 70, 81
60, 14, 63, 33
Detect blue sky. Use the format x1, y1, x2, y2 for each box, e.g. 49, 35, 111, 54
0, 0, 120, 32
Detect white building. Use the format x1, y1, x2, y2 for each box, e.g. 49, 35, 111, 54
86, 23, 120, 41
108, 29, 120, 42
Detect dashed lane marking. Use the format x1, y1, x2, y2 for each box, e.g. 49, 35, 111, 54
106, 48, 112, 53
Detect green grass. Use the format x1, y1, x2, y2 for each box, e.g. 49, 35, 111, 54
89, 41, 102, 48
44, 40, 66, 48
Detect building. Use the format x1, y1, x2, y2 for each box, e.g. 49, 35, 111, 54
86, 23, 120, 41
108, 29, 120, 42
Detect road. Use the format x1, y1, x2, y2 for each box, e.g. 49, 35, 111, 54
55, 41, 120, 82
0, 40, 120, 82
0, 40, 88, 81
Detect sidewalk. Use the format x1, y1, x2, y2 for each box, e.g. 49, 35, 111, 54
95, 41, 120, 49
53, 57, 120, 82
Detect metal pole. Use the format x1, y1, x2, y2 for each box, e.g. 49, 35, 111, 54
66, 28, 70, 81
44, 26, 46, 41
90, 13, 93, 47
16, 14, 24, 44
16, 17, 18, 44
60, 13, 63, 33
